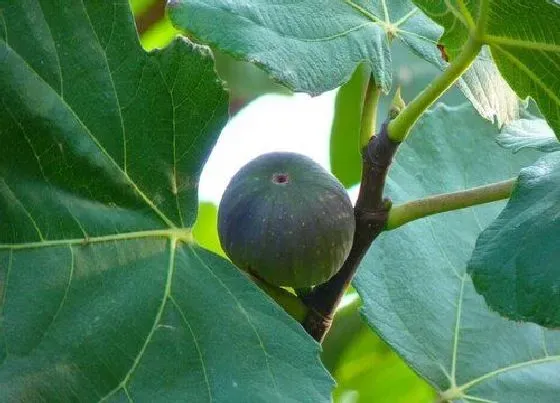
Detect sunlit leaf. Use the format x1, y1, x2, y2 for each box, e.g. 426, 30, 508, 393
193, 202, 225, 257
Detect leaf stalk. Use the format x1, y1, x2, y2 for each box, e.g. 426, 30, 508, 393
387, 37, 482, 142
385, 178, 516, 230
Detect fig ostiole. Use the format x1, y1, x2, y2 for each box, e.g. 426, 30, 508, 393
218, 152, 355, 288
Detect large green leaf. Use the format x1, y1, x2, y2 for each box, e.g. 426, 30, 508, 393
137, 14, 290, 110
414, 0, 560, 139
0, 1, 332, 401
354, 103, 560, 402
170, 0, 521, 130
468, 152, 560, 328
167, 0, 447, 94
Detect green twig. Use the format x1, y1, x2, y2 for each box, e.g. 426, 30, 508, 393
387, 37, 482, 142
387, 0, 492, 143
386, 178, 516, 230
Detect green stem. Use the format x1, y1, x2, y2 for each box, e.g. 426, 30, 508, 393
360, 76, 381, 149
249, 274, 308, 322
387, 36, 481, 142
386, 178, 516, 230
388, 0, 490, 142
475, 0, 491, 40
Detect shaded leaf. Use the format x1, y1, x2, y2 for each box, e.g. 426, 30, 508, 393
354, 103, 560, 402
138, 15, 290, 114
0, 1, 332, 401
468, 152, 560, 328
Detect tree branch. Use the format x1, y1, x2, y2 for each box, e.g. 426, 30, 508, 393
300, 0, 493, 342
385, 178, 516, 230
134, 0, 166, 35
302, 122, 399, 342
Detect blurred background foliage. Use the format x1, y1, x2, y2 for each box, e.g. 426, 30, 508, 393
130, 1, 435, 400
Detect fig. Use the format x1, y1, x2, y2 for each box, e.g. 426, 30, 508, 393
218, 152, 355, 288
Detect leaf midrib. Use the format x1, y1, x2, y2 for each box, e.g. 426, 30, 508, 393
0, 229, 193, 250
99, 238, 179, 402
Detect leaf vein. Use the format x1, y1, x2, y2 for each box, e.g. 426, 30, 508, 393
24, 246, 75, 356
485, 35, 560, 52
190, 247, 281, 397
98, 238, 177, 402
450, 274, 467, 387
458, 354, 560, 392
492, 44, 560, 107
35, 0, 64, 96
79, 0, 128, 172
0, 177, 44, 241
169, 295, 212, 402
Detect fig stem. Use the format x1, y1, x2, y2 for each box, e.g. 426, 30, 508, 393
249, 273, 308, 323
301, 0, 492, 342
302, 122, 400, 342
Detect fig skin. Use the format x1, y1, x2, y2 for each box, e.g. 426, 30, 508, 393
218, 152, 355, 288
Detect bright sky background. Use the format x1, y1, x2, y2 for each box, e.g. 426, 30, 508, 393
138, 16, 348, 207
198, 91, 338, 205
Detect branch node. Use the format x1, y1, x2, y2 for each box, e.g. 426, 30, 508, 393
355, 202, 391, 223
365, 122, 400, 171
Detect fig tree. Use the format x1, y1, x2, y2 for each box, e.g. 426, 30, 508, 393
218, 152, 355, 288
